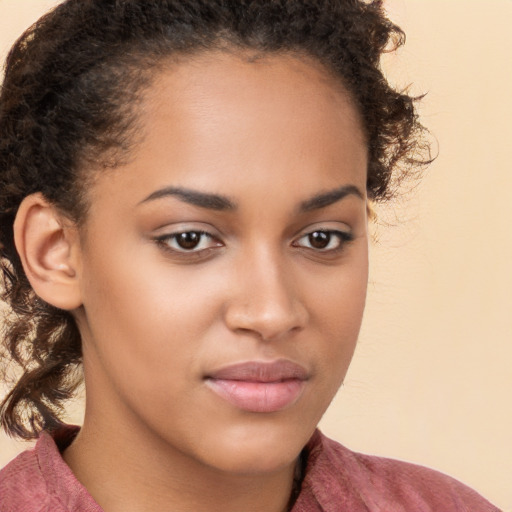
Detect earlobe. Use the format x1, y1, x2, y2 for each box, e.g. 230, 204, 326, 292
13, 193, 83, 310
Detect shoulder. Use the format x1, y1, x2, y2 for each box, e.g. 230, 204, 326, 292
296, 430, 501, 511
0, 426, 95, 512
0, 441, 53, 511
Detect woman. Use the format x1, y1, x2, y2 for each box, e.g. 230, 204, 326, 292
0, 1, 501, 510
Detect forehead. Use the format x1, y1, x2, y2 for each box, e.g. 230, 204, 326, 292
87, 51, 368, 211
144, 50, 364, 145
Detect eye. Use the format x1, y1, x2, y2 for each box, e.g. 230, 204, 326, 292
155, 230, 222, 253
294, 229, 353, 252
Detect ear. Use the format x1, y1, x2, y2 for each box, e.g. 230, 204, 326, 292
13, 193, 82, 310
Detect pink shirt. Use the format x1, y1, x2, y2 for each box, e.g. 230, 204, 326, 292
0, 426, 501, 511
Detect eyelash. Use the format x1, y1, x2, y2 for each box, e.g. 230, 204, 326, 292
153, 228, 354, 257
154, 230, 221, 254
293, 229, 354, 253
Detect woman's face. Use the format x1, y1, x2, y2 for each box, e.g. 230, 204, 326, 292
74, 52, 369, 475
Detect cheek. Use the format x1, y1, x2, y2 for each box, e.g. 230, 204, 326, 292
307, 247, 368, 380
78, 242, 234, 385
312, 246, 368, 335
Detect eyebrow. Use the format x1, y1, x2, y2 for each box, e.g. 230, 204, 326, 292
298, 184, 364, 212
140, 183, 364, 212
140, 186, 236, 211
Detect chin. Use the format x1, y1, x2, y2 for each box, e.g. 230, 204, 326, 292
204, 443, 300, 476
193, 418, 314, 475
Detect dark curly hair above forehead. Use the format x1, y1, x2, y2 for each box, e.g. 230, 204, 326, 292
0, 0, 430, 439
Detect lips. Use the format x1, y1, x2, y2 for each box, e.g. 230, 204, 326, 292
205, 360, 308, 413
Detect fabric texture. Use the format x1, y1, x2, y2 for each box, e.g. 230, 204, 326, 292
0, 426, 501, 512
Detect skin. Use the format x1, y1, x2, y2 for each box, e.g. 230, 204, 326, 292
25, 52, 369, 512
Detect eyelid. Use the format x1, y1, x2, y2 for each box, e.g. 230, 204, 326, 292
152, 226, 224, 257
292, 225, 354, 253
157, 230, 214, 246
150, 222, 354, 260
292, 221, 352, 240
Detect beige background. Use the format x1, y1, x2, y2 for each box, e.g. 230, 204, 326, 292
1, 0, 511, 509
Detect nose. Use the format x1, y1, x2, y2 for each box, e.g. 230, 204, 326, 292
223, 249, 308, 341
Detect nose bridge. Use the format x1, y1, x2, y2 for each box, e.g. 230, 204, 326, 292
224, 243, 307, 340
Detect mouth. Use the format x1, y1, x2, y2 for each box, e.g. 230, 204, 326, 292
204, 360, 308, 413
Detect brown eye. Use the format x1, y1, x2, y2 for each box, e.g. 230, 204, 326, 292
176, 231, 202, 250
155, 230, 222, 253
294, 229, 353, 252
308, 231, 331, 249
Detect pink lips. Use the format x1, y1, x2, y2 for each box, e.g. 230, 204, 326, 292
205, 360, 308, 413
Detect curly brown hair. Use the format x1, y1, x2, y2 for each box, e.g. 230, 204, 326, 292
0, 0, 430, 439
